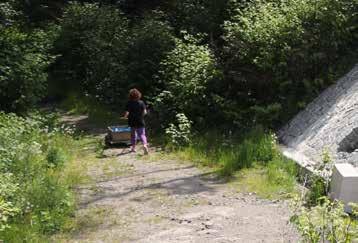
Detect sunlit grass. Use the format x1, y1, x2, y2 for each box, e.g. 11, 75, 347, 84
163, 128, 299, 199
230, 158, 298, 199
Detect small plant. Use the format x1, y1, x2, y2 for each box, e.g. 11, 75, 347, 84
165, 113, 192, 147
46, 147, 67, 168
220, 129, 277, 176
171, 128, 299, 198
234, 157, 298, 199
291, 148, 358, 242
292, 197, 358, 242
305, 176, 326, 206
0, 112, 78, 241
306, 149, 333, 206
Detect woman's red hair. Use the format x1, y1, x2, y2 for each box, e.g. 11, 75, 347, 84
129, 88, 142, 101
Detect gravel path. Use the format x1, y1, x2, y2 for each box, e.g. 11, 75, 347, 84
68, 146, 299, 243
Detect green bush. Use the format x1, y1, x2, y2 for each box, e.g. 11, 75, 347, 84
0, 25, 56, 111
46, 147, 67, 168
292, 198, 358, 242
0, 1, 19, 25
0, 112, 76, 241
172, 127, 278, 176
164, 0, 231, 40
220, 129, 277, 176
223, 0, 357, 126
125, 13, 175, 96
305, 176, 327, 206
165, 113, 192, 147
53, 3, 130, 105
53, 3, 175, 108
154, 34, 219, 128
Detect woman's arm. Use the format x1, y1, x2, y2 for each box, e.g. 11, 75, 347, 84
124, 111, 129, 118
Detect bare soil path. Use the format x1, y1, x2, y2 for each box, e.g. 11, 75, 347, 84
60, 114, 299, 243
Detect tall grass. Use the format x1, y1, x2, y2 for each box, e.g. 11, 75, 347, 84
174, 128, 278, 175
172, 127, 298, 198
0, 112, 93, 242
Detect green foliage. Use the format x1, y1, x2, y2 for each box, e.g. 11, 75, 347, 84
172, 127, 280, 176
0, 25, 56, 111
164, 0, 231, 41
0, 112, 76, 241
2, 0, 357, 127
154, 35, 218, 127
53, 3, 174, 107
220, 129, 278, 176
234, 157, 298, 199
292, 198, 358, 242
18, 0, 66, 25
171, 127, 298, 198
226, 0, 357, 73
46, 147, 67, 168
305, 176, 326, 206
291, 149, 358, 242
165, 113, 192, 146
0, 1, 19, 25
0, 173, 20, 232
223, 0, 358, 126
126, 13, 175, 95
53, 3, 130, 105
306, 149, 334, 206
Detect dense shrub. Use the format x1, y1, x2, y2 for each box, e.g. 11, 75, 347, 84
0, 1, 18, 25
53, 3, 175, 108
52, 3, 130, 105
164, 0, 231, 42
223, 0, 358, 126
0, 112, 75, 241
0, 26, 55, 111
292, 198, 358, 242
125, 14, 175, 96
153, 35, 219, 128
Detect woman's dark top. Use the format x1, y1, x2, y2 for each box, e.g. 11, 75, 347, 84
126, 100, 146, 128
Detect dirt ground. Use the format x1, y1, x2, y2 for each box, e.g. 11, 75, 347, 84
60, 115, 300, 242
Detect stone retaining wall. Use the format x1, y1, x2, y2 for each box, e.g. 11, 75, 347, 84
278, 64, 358, 169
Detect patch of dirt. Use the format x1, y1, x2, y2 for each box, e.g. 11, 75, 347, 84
67, 149, 298, 242
61, 114, 299, 242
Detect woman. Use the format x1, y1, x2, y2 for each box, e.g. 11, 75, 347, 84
124, 88, 149, 154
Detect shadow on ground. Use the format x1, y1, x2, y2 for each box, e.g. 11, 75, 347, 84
79, 169, 222, 208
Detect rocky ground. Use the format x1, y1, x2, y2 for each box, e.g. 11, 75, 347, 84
64, 149, 299, 242
58, 114, 299, 242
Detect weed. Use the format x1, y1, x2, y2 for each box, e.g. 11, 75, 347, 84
0, 112, 78, 241
171, 127, 278, 176
291, 198, 358, 242
165, 127, 299, 199
232, 158, 298, 199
